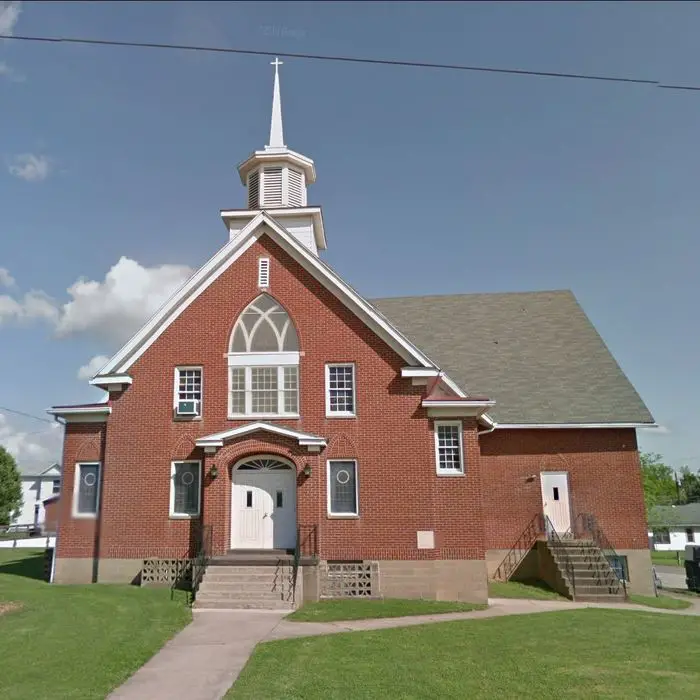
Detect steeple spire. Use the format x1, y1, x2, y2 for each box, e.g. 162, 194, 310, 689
266, 57, 286, 151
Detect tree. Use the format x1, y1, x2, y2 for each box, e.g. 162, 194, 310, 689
640, 452, 677, 517
678, 467, 700, 504
0, 445, 22, 527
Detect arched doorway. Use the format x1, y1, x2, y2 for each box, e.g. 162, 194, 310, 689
231, 456, 297, 550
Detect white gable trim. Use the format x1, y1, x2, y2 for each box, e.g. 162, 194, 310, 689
89, 374, 133, 389
195, 421, 327, 448
99, 212, 453, 379
493, 422, 657, 430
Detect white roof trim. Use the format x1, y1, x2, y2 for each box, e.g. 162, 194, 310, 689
492, 422, 658, 430
89, 374, 133, 387
99, 212, 447, 375
421, 400, 495, 408
401, 367, 440, 378
46, 406, 111, 423
195, 421, 326, 448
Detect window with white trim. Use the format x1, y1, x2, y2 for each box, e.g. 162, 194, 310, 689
258, 258, 270, 288
174, 366, 203, 417
73, 463, 101, 517
170, 461, 201, 517
326, 364, 356, 417
434, 421, 464, 474
52, 479, 61, 495
327, 460, 358, 516
228, 295, 300, 417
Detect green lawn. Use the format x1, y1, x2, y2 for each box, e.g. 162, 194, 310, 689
287, 598, 486, 622
629, 594, 692, 610
488, 578, 566, 600
229, 609, 700, 699
651, 550, 684, 567
0, 549, 191, 700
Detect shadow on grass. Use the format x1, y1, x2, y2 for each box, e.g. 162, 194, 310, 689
0, 552, 46, 581
512, 578, 561, 594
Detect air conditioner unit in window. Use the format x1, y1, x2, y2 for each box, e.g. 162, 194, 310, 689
176, 399, 200, 416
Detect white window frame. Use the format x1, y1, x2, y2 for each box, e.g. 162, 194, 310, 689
169, 461, 202, 519
173, 366, 203, 418
434, 421, 464, 476
72, 462, 101, 519
325, 363, 357, 418
52, 479, 61, 495
228, 353, 300, 419
326, 459, 359, 517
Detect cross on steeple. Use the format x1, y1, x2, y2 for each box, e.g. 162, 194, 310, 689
266, 57, 286, 150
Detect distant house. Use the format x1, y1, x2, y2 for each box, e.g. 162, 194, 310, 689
10, 463, 62, 533
648, 503, 700, 551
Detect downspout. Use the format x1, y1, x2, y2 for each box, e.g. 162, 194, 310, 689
477, 424, 496, 436
49, 415, 66, 584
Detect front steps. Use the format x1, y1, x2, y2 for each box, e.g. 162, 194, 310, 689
193, 551, 296, 610
547, 539, 626, 602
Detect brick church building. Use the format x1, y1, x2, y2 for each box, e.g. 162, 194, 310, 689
48, 61, 655, 604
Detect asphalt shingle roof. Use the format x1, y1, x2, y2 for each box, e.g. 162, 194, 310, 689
650, 503, 700, 527
371, 290, 653, 425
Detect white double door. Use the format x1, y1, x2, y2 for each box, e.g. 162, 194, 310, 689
231, 470, 297, 550
540, 471, 571, 534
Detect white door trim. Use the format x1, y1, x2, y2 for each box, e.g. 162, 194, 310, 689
230, 455, 297, 550
540, 471, 572, 534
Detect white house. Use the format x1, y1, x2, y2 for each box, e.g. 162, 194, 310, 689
10, 463, 61, 532
648, 503, 700, 551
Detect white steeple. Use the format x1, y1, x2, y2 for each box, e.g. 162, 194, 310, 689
224, 60, 326, 254
266, 58, 286, 151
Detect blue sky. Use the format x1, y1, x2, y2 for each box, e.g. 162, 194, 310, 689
1, 1, 697, 470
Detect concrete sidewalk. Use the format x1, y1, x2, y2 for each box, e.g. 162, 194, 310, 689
108, 595, 700, 700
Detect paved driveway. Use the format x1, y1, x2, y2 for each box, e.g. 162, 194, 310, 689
655, 564, 687, 590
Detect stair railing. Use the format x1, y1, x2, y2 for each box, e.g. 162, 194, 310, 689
543, 514, 576, 598
189, 523, 213, 606
292, 524, 318, 603
493, 513, 544, 582
572, 513, 627, 598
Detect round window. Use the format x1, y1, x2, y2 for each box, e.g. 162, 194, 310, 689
335, 469, 350, 485
83, 473, 96, 487
181, 471, 195, 486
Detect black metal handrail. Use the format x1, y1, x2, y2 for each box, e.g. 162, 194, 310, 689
292, 524, 318, 602
493, 512, 544, 582
572, 512, 627, 598
543, 513, 576, 598
176, 522, 212, 606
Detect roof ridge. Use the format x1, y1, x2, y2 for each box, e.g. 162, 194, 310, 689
369, 289, 574, 302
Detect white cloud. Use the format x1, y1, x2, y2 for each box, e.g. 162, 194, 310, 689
0, 61, 23, 81
0, 290, 59, 325
0, 267, 15, 287
0, 1, 21, 37
8, 153, 51, 182
55, 256, 193, 345
0, 412, 63, 470
77, 355, 110, 380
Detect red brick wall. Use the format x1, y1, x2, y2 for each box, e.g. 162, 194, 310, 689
56, 232, 485, 562
43, 497, 60, 534
480, 428, 648, 550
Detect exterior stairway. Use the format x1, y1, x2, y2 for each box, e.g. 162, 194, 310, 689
547, 539, 626, 602
193, 550, 296, 610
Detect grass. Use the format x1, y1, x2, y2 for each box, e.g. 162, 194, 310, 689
488, 578, 566, 600
628, 594, 692, 610
228, 609, 700, 699
287, 598, 486, 622
652, 550, 684, 567
0, 549, 191, 700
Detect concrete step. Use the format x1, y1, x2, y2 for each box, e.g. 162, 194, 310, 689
193, 598, 294, 610
202, 571, 289, 582
196, 590, 291, 602
575, 594, 626, 603
198, 582, 292, 594
573, 584, 622, 595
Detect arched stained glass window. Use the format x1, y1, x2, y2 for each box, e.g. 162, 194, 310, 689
228, 295, 300, 416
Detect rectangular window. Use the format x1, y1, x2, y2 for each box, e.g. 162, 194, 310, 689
52, 479, 61, 495
229, 366, 299, 417
258, 258, 270, 288
170, 461, 201, 518
434, 421, 464, 475
174, 366, 203, 416
327, 460, 358, 516
653, 529, 670, 545
326, 364, 356, 417
606, 555, 629, 582
686, 528, 695, 543
72, 462, 101, 517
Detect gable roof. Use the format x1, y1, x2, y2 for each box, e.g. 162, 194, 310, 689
18, 462, 61, 478
97, 212, 446, 380
372, 290, 654, 426
195, 422, 326, 448
650, 503, 700, 527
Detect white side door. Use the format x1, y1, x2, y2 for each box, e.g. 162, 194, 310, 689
232, 474, 274, 549
267, 472, 297, 550
540, 472, 571, 533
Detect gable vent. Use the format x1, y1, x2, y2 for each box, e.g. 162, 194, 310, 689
262, 167, 283, 207
258, 258, 270, 288
288, 168, 304, 207
248, 171, 260, 209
